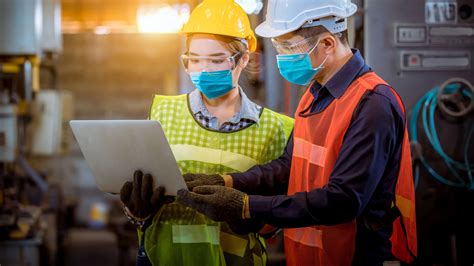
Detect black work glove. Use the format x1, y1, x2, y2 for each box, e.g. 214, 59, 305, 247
120, 170, 168, 220
177, 185, 246, 221
183, 173, 225, 191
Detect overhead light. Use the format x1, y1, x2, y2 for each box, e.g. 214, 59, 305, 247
136, 4, 190, 34
94, 26, 111, 35
234, 0, 264, 15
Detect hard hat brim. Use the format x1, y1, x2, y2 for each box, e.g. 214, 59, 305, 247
255, 20, 297, 38
255, 2, 359, 38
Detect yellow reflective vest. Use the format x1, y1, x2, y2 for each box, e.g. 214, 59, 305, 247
140, 94, 293, 266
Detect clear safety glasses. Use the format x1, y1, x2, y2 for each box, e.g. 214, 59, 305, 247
181, 52, 241, 72
271, 36, 319, 55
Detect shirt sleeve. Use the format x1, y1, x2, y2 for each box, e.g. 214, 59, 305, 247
248, 88, 405, 227
231, 131, 294, 196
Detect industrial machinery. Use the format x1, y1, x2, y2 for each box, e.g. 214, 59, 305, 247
0, 0, 64, 265
364, 0, 474, 265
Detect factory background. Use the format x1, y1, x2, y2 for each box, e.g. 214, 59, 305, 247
0, 0, 473, 265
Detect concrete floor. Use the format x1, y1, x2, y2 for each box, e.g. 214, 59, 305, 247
63, 229, 121, 266
60, 227, 286, 266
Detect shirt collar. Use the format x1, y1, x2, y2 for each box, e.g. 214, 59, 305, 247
311, 49, 368, 99
236, 87, 261, 123
189, 89, 210, 116
188, 87, 261, 124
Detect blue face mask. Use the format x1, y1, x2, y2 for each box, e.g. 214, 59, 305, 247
276, 40, 328, 86
190, 70, 234, 99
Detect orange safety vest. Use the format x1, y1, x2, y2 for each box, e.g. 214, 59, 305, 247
284, 72, 417, 265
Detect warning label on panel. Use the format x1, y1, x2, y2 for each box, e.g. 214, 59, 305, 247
425, 1, 457, 24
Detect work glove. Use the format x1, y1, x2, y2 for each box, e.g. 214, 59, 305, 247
177, 185, 246, 221
120, 170, 169, 220
183, 173, 225, 191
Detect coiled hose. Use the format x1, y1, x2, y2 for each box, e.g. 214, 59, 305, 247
409, 78, 474, 189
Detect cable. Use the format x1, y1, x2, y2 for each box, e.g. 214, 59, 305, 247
409, 79, 474, 189
437, 78, 474, 117
465, 124, 474, 189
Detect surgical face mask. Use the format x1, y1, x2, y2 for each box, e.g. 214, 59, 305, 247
276, 40, 328, 86
190, 70, 234, 99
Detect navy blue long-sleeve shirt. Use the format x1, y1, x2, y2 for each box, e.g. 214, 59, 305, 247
231, 50, 406, 265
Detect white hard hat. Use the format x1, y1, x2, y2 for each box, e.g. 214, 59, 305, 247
255, 0, 358, 38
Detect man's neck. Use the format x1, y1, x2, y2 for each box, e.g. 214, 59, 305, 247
316, 48, 353, 86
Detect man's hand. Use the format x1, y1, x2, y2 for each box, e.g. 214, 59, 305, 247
120, 170, 169, 220
183, 173, 225, 190
177, 185, 247, 221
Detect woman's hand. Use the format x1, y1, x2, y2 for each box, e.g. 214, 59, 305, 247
120, 170, 168, 220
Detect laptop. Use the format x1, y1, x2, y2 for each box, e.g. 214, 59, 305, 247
69, 120, 187, 195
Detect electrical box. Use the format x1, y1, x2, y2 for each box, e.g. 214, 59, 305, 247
364, 0, 474, 109
0, 105, 18, 162
30, 90, 74, 156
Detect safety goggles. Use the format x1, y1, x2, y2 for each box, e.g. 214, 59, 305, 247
271, 36, 319, 55
181, 52, 241, 72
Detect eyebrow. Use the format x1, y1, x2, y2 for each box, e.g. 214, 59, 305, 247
277, 41, 294, 45
189, 52, 228, 56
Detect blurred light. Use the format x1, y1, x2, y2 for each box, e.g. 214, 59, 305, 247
137, 4, 190, 34
62, 21, 81, 34
234, 0, 264, 14
94, 26, 111, 35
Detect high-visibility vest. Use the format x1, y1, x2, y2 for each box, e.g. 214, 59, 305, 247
285, 72, 417, 265
141, 94, 293, 266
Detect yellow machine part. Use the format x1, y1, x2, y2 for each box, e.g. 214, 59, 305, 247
0, 56, 41, 92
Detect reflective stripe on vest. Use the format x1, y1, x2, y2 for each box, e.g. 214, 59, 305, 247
220, 232, 248, 257
285, 72, 417, 266
145, 93, 293, 266
172, 225, 220, 245
171, 144, 257, 172
171, 227, 252, 259
293, 138, 328, 168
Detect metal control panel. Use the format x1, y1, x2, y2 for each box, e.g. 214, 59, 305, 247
364, 0, 474, 109
395, 24, 474, 46
365, 1, 474, 265
400, 50, 470, 71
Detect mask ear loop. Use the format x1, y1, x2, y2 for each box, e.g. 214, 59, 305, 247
230, 52, 244, 89
307, 39, 329, 70
315, 54, 329, 70
307, 39, 321, 54
231, 52, 243, 71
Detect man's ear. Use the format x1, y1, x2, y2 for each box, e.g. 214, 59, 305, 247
319, 33, 337, 54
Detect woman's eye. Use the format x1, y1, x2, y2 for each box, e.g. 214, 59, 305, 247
211, 59, 226, 64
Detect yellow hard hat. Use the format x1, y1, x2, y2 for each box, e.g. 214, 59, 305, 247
180, 0, 257, 53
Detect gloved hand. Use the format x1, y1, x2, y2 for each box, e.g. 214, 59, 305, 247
177, 185, 246, 221
120, 170, 168, 220
183, 173, 225, 191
